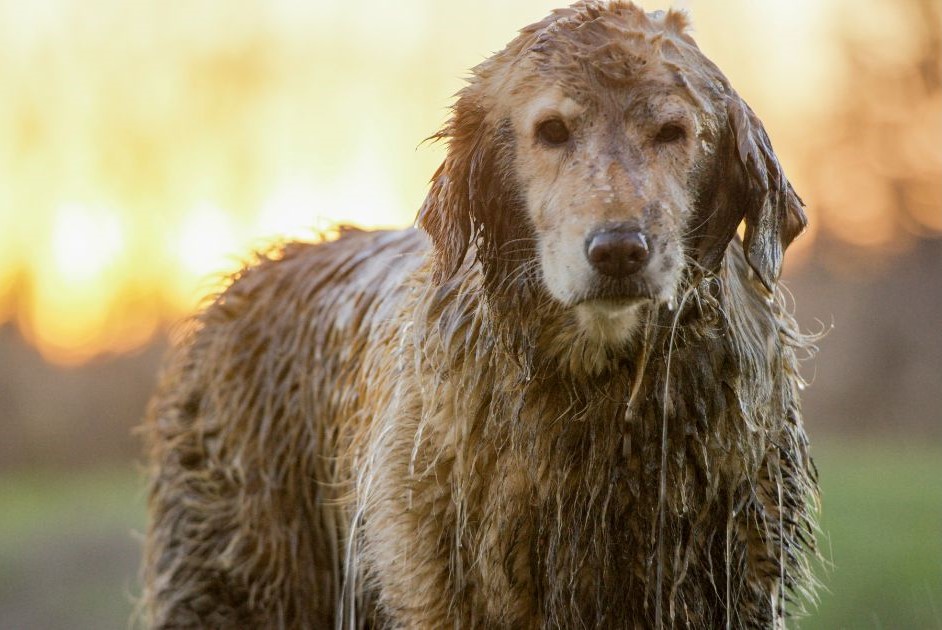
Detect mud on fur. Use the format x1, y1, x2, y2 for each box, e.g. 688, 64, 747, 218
141, 2, 820, 628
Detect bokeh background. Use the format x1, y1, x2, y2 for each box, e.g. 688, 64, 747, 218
1, 0, 939, 627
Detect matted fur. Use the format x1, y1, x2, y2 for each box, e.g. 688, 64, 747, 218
142, 3, 818, 628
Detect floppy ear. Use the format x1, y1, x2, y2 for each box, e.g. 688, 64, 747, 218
693, 91, 807, 290
417, 88, 520, 284
418, 157, 474, 283
417, 96, 482, 282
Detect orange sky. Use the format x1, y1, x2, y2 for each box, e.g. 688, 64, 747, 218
0, 0, 937, 365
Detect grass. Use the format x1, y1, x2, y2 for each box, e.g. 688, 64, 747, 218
802, 440, 942, 629
0, 441, 938, 628
0, 466, 146, 546
0, 466, 147, 630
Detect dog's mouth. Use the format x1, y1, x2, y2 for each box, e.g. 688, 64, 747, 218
571, 277, 656, 308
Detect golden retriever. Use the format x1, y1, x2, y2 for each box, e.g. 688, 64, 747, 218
143, 2, 818, 628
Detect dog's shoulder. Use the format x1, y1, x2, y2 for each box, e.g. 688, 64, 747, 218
199, 227, 428, 327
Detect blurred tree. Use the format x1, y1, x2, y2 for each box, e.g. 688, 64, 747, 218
804, 0, 941, 268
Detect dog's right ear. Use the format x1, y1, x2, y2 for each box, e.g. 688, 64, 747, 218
418, 159, 473, 284
417, 86, 496, 283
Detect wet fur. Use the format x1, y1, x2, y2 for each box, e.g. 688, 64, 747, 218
142, 3, 818, 628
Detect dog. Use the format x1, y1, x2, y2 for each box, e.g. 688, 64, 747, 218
142, 2, 818, 627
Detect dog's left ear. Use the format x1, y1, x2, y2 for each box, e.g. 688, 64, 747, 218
694, 91, 807, 290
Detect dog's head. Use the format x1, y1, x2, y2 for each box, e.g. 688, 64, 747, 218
419, 1, 805, 342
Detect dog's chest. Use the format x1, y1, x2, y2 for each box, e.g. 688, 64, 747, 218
419, 362, 762, 625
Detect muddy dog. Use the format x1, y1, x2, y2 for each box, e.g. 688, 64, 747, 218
143, 2, 818, 627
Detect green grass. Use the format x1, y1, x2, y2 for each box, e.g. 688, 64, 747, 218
802, 440, 942, 629
0, 466, 146, 546
0, 441, 939, 628
0, 466, 147, 630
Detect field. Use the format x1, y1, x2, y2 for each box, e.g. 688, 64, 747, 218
806, 442, 942, 628
1, 440, 939, 629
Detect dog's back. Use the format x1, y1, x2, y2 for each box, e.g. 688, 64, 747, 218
142, 228, 424, 628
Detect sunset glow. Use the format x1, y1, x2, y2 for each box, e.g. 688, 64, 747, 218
0, 0, 937, 365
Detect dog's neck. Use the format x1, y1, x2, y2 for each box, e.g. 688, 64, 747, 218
472, 267, 719, 380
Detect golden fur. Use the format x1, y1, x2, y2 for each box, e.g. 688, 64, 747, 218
142, 3, 818, 628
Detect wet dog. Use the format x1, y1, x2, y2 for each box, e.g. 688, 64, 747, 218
143, 3, 817, 627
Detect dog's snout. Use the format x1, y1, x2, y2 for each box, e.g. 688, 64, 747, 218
585, 227, 649, 277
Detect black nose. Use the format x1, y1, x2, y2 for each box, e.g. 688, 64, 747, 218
585, 227, 650, 277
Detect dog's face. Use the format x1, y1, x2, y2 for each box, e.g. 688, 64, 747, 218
419, 2, 806, 347
510, 78, 699, 329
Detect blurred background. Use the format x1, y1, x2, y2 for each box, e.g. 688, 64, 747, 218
0, 0, 939, 627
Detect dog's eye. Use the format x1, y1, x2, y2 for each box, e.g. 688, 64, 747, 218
654, 123, 686, 144
537, 119, 570, 146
